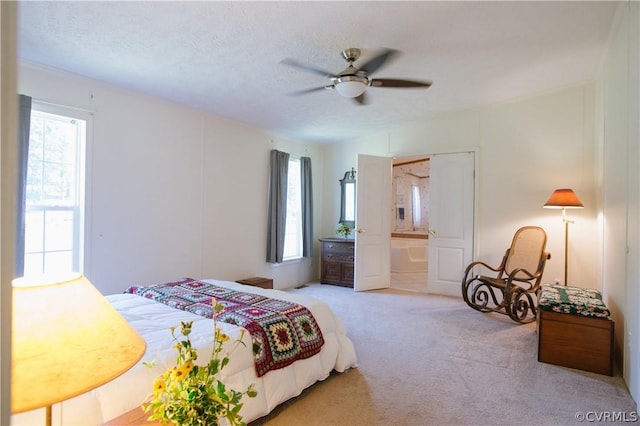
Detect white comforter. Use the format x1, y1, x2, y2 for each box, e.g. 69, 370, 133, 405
12, 280, 358, 425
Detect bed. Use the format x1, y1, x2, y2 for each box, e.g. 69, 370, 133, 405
12, 278, 358, 425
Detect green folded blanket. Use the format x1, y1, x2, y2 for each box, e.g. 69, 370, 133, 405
539, 284, 610, 318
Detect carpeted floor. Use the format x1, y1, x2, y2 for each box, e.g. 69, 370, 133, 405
251, 283, 637, 426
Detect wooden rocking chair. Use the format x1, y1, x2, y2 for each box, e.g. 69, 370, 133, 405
461, 226, 550, 323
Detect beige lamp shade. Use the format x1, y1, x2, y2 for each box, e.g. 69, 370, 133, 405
543, 189, 584, 209
12, 274, 146, 414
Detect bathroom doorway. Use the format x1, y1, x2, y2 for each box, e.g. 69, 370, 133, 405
390, 156, 430, 292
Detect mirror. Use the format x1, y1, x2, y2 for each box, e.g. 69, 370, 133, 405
339, 168, 356, 228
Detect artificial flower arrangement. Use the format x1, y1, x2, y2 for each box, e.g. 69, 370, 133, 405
335, 223, 353, 238
142, 299, 257, 426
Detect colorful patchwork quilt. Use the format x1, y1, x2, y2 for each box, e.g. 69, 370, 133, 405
538, 284, 611, 318
125, 278, 325, 377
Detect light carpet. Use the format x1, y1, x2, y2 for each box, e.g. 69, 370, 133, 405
251, 283, 637, 426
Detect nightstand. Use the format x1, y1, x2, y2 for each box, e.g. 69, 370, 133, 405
236, 277, 273, 289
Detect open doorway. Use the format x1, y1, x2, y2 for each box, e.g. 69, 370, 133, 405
353, 151, 474, 295
390, 156, 430, 292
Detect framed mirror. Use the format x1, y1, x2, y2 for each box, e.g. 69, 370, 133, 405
339, 168, 356, 228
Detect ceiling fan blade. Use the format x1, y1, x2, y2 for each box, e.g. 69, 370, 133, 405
280, 58, 337, 78
370, 78, 432, 88
288, 86, 331, 96
357, 48, 399, 75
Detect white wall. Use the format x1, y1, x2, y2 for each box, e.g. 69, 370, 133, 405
322, 84, 600, 289
18, 62, 323, 294
596, 0, 640, 401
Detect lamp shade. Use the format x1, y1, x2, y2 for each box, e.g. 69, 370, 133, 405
12, 274, 146, 414
543, 189, 584, 209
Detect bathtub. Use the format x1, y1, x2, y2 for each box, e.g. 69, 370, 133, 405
391, 237, 428, 273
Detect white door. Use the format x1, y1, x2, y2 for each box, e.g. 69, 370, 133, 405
354, 154, 392, 292
427, 152, 475, 296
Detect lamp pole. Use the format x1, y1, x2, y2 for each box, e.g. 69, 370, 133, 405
562, 207, 571, 286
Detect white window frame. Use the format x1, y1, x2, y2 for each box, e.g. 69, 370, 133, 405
24, 102, 92, 276
282, 156, 303, 261
411, 184, 421, 229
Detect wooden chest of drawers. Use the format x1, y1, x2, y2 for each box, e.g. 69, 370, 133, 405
319, 238, 354, 288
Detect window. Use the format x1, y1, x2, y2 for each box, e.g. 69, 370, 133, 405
282, 157, 302, 261
411, 184, 421, 229
266, 150, 312, 264
24, 105, 89, 276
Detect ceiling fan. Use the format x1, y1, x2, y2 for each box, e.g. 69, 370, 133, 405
281, 48, 432, 105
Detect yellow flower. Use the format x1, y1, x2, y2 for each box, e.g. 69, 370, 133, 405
182, 360, 194, 374
172, 365, 187, 381
152, 377, 166, 394
215, 327, 230, 342
169, 360, 195, 381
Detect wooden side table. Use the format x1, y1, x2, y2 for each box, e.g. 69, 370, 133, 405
319, 238, 354, 287
236, 277, 273, 289
102, 406, 159, 425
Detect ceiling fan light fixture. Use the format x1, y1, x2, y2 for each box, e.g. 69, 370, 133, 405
334, 76, 369, 98
282, 47, 432, 104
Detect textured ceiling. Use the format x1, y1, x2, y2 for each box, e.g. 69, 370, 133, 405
18, 1, 618, 144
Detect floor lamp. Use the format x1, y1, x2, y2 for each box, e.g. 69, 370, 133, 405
12, 274, 147, 426
543, 189, 584, 286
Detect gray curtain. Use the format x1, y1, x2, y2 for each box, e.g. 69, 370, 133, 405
16, 95, 32, 277
301, 156, 313, 257
266, 149, 290, 263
